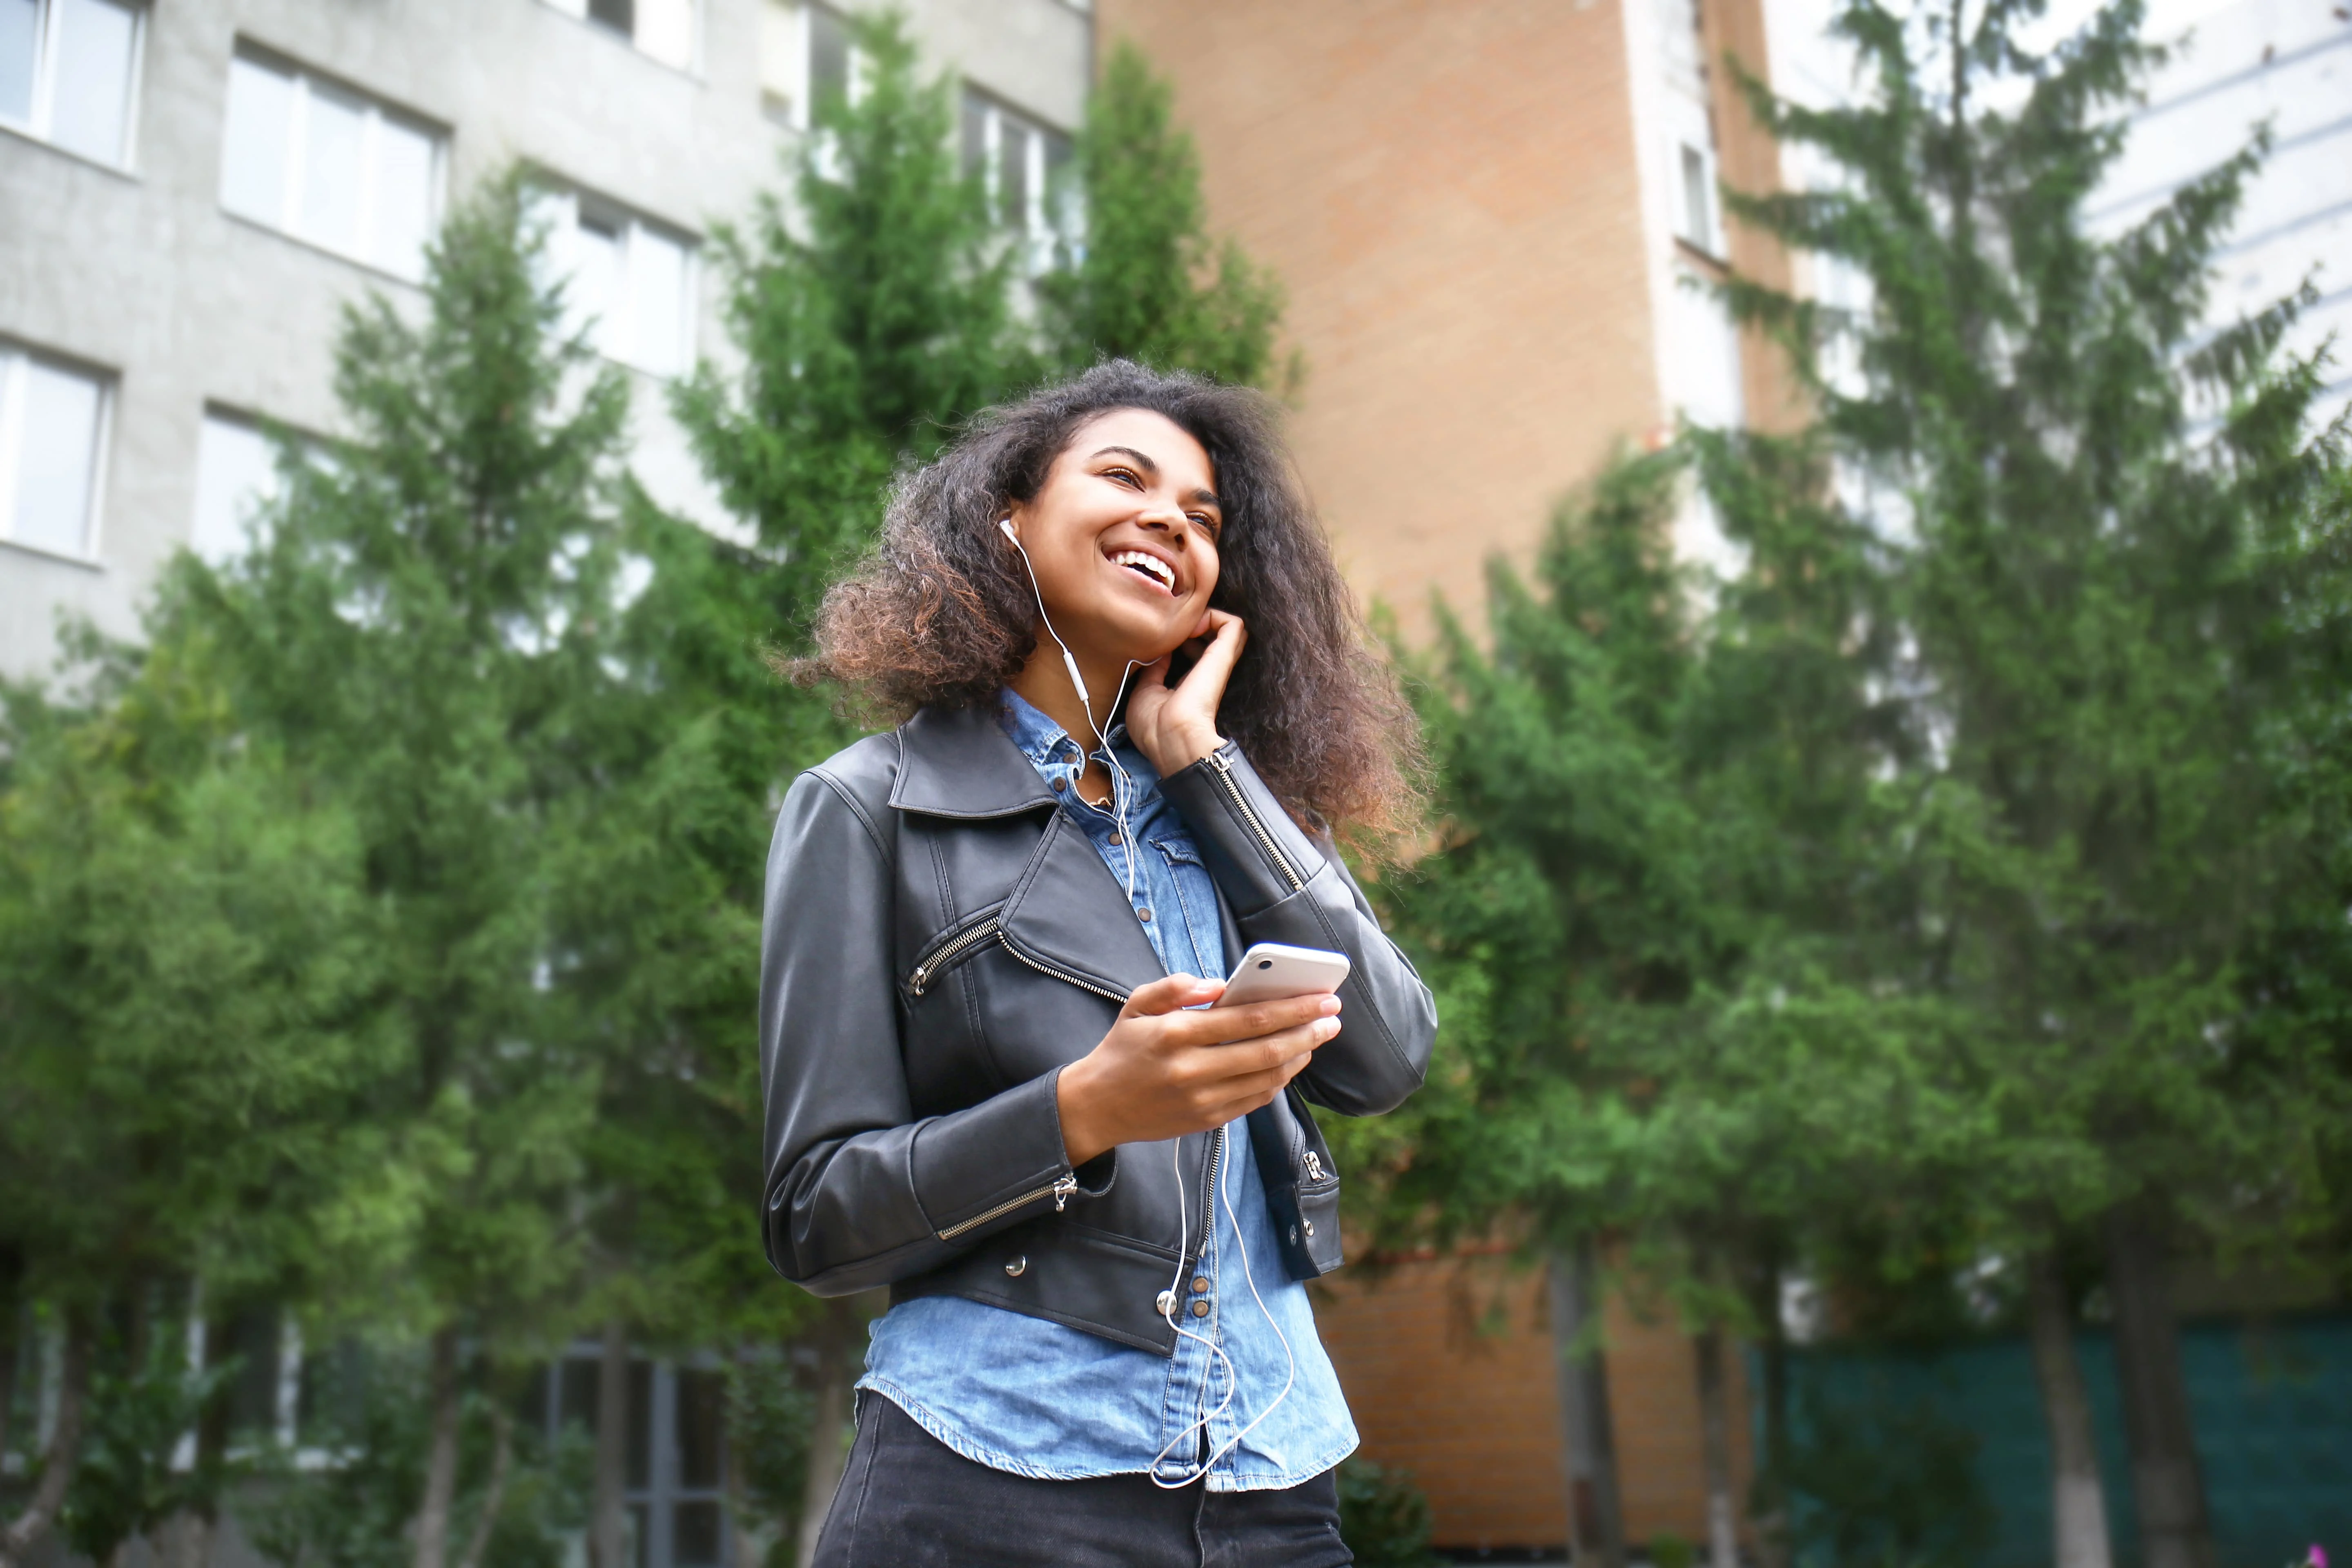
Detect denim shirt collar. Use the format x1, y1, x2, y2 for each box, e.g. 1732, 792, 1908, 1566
998, 687, 1125, 772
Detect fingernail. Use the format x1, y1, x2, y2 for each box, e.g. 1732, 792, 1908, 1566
1316, 1018, 1340, 1040
1319, 996, 1342, 1015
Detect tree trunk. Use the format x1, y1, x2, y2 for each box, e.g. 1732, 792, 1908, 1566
167, 1302, 232, 1568
0, 1247, 22, 1480
591, 1321, 631, 1568
412, 1325, 463, 1568
2102, 1209, 2214, 1568
1741, 1251, 1791, 1568
454, 1403, 513, 1568
795, 1299, 863, 1568
164, 1510, 212, 1568
1547, 1242, 1626, 1568
0, 1307, 92, 1568
2027, 1250, 2112, 1568
1693, 1327, 1739, 1568
724, 1359, 767, 1568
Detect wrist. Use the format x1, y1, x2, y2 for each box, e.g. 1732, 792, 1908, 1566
1056, 1058, 1112, 1167
1152, 722, 1223, 775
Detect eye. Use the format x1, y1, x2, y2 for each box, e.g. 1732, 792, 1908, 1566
1103, 466, 1142, 489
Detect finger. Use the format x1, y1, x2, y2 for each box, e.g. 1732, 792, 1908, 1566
1156, 992, 1338, 1047
1174, 611, 1248, 696
1125, 972, 1223, 1018
1134, 652, 1172, 696
1180, 1018, 1338, 1081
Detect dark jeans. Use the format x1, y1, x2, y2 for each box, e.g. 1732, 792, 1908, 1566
812, 1394, 1355, 1568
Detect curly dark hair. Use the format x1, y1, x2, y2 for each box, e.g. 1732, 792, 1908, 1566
799, 362, 1423, 842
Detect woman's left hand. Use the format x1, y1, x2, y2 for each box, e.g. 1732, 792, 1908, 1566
1127, 609, 1246, 777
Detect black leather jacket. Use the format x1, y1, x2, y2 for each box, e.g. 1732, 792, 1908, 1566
757, 701, 1437, 1354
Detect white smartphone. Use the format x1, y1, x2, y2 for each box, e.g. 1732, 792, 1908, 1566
1214, 942, 1352, 1008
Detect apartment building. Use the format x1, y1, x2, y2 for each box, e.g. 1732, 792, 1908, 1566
0, 5, 1085, 1562
0, 0, 1090, 683
1089, 0, 1789, 1551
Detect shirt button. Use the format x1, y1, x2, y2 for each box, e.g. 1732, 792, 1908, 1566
1050, 777, 1067, 791
1190, 1299, 1210, 1318
1108, 831, 1123, 846
1137, 906, 1153, 922
1192, 1276, 1209, 1294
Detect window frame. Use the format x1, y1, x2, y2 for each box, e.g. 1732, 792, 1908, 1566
0, 341, 115, 567
218, 42, 448, 285
529, 181, 700, 380
1675, 138, 1724, 260
960, 85, 1076, 271
0, 0, 148, 172
537, 0, 702, 75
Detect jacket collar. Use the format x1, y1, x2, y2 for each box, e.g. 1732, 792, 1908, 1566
887, 701, 1060, 819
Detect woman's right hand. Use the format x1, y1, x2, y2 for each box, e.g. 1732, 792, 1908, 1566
1055, 973, 1341, 1166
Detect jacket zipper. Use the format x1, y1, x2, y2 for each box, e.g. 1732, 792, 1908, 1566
909, 915, 1002, 997
1199, 1127, 1225, 1258
1207, 749, 1305, 893
1303, 1149, 1325, 1183
937, 1172, 1080, 1241
997, 935, 1128, 1004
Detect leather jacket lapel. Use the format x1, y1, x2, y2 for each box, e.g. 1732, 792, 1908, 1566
1000, 810, 1167, 999
889, 702, 1058, 819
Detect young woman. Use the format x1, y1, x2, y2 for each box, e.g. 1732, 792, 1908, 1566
759, 362, 1437, 1567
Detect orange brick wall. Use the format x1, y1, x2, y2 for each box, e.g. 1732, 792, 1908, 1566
1095, 0, 1666, 635
1315, 1255, 1756, 1552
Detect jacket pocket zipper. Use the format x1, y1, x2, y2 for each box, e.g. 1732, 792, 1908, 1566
1207, 749, 1305, 893
1303, 1150, 1326, 1183
909, 915, 1003, 997
997, 935, 1128, 1004
937, 1172, 1080, 1242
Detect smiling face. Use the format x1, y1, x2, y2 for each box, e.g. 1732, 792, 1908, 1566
1004, 407, 1224, 668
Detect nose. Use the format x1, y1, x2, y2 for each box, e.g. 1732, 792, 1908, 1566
1138, 505, 1188, 550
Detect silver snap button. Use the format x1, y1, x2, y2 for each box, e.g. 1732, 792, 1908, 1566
1288, 1226, 1299, 1245
1302, 1220, 1315, 1237
1004, 1255, 1027, 1277
1156, 1289, 1176, 1315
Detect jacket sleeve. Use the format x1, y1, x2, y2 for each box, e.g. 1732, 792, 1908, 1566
757, 767, 1096, 1296
1158, 741, 1437, 1116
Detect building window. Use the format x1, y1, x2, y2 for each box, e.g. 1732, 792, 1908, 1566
219, 47, 444, 284
542, 0, 697, 72
0, 345, 109, 561
533, 1350, 731, 1567
1677, 141, 1720, 257
0, 0, 144, 168
191, 407, 279, 564
532, 187, 697, 378
961, 87, 1074, 267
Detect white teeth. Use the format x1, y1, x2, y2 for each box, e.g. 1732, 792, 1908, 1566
1113, 550, 1175, 590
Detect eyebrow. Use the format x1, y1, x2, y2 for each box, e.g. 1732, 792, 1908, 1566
1090, 445, 1222, 512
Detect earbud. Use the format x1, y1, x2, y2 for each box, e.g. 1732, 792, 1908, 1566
998, 517, 1017, 543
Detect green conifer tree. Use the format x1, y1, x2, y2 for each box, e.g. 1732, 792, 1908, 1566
148, 172, 647, 1568
1712, 0, 2350, 1562
1038, 39, 1292, 389
0, 630, 402, 1568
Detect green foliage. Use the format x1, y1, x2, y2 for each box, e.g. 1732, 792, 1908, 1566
0, 637, 406, 1325
1038, 40, 1292, 390
673, 7, 1018, 619
60, 1317, 235, 1560
1334, 1458, 1443, 1568
148, 170, 638, 1354
1652, 1533, 1697, 1568
1720, 0, 2352, 1258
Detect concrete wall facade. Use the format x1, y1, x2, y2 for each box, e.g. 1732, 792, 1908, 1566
0, 0, 1090, 680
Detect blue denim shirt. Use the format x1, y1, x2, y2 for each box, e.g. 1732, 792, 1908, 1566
855, 689, 1359, 1491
